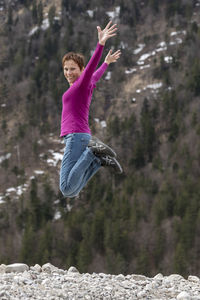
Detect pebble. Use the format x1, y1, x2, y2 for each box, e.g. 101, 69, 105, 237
0, 263, 199, 299
177, 291, 191, 300
5, 263, 29, 273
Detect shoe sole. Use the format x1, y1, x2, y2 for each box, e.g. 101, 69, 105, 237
91, 137, 117, 157
101, 156, 123, 174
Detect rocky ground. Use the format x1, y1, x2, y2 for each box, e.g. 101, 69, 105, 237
0, 263, 200, 299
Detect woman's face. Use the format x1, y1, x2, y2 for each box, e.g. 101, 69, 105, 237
63, 59, 83, 86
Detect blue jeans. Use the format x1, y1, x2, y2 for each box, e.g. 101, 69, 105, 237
60, 133, 101, 198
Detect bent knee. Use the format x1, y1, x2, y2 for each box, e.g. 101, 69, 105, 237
60, 182, 70, 196
60, 182, 77, 198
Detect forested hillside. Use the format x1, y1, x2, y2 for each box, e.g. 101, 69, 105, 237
0, 0, 200, 277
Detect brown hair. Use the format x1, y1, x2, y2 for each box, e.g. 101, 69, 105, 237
62, 52, 85, 70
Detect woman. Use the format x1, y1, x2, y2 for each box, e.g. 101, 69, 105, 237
60, 21, 122, 198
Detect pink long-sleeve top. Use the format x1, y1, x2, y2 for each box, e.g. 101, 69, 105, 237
60, 43, 108, 137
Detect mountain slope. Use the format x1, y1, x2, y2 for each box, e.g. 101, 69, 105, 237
0, 0, 200, 276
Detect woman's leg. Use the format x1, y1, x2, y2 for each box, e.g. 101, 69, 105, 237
60, 133, 101, 197
65, 159, 101, 198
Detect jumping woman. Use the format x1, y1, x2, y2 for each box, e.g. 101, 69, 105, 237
60, 21, 123, 198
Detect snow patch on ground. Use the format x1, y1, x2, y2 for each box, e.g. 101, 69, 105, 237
106, 6, 120, 19
133, 44, 145, 55
47, 150, 63, 167
54, 211, 61, 221
140, 64, 150, 70
0, 153, 11, 164
28, 16, 60, 36
164, 56, 173, 63
105, 71, 111, 80
34, 170, 45, 175
146, 82, 163, 89
125, 68, 137, 74
86, 10, 94, 18
100, 121, 107, 128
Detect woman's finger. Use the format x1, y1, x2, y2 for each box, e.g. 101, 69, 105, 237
105, 20, 112, 29
108, 27, 118, 35
107, 23, 117, 31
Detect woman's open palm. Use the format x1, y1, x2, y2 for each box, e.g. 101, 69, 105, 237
97, 21, 118, 46
105, 49, 121, 64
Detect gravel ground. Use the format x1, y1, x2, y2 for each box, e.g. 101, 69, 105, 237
0, 263, 200, 300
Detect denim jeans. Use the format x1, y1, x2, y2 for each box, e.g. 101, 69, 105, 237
60, 133, 101, 198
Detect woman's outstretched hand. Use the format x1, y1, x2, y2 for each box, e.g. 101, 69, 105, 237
97, 21, 118, 46
104, 49, 121, 65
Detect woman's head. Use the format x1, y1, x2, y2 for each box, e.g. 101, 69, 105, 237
62, 52, 85, 86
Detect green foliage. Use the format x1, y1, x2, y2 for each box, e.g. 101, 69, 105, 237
106, 249, 127, 274
20, 225, 36, 263
77, 239, 92, 272
35, 223, 53, 264
32, 0, 38, 24
152, 155, 163, 172
37, 1, 43, 26
91, 210, 105, 252
140, 98, 156, 161
154, 228, 166, 267
149, 0, 159, 13
130, 134, 145, 168
7, 6, 13, 27
136, 248, 150, 274
48, 5, 56, 28
1, 119, 7, 132
119, 0, 140, 27
187, 59, 200, 96
173, 242, 187, 276
18, 123, 27, 138
165, 0, 193, 19
108, 115, 120, 137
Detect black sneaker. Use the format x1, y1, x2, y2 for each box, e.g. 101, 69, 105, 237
100, 155, 123, 174
88, 136, 116, 157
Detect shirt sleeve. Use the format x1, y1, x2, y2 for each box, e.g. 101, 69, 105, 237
91, 62, 108, 85
78, 43, 104, 88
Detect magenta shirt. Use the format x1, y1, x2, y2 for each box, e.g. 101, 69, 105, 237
60, 43, 108, 137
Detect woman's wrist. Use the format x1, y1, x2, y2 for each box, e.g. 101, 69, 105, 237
104, 60, 110, 65
99, 40, 105, 46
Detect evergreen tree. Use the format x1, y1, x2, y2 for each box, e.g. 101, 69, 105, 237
38, 1, 43, 26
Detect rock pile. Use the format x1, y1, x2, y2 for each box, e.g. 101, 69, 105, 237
0, 263, 200, 299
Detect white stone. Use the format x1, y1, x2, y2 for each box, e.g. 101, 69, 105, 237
42, 278, 51, 285
42, 263, 58, 273
132, 274, 147, 281
137, 290, 146, 298
188, 275, 200, 282
30, 264, 42, 273
177, 291, 191, 300
154, 273, 164, 280
168, 274, 184, 281
0, 291, 10, 299
68, 266, 79, 273
5, 263, 29, 273
116, 274, 125, 281
0, 264, 6, 273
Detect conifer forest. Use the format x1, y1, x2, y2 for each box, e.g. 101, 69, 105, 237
0, 0, 200, 277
